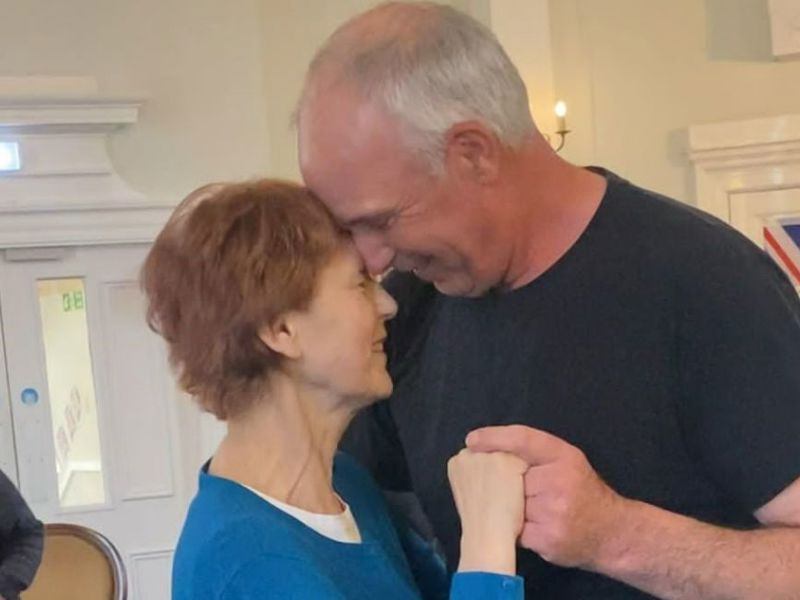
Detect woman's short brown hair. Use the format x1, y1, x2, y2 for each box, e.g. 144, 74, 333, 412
142, 179, 342, 420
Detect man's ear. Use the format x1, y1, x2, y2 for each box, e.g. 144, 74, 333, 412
257, 313, 303, 360
444, 121, 501, 184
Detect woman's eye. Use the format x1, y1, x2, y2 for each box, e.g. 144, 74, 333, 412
358, 276, 376, 292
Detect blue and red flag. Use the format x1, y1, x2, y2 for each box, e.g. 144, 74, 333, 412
764, 217, 800, 288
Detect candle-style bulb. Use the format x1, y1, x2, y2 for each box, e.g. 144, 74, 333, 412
554, 101, 567, 133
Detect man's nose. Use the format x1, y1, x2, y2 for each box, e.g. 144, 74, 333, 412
353, 232, 395, 277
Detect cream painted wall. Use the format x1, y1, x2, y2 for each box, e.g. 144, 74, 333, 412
0, 0, 276, 501
0, 0, 271, 203
550, 0, 800, 203
3, 0, 794, 206
259, 0, 490, 181
490, 0, 558, 137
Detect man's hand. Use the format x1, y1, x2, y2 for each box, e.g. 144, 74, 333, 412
466, 424, 629, 569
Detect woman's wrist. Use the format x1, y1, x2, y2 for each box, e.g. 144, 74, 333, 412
458, 533, 517, 576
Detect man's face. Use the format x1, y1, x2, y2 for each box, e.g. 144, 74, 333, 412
298, 90, 495, 297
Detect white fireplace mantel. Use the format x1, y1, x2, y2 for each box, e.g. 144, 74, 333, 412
688, 113, 800, 225
0, 96, 173, 249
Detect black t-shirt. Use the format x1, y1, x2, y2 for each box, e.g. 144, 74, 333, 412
342, 169, 800, 599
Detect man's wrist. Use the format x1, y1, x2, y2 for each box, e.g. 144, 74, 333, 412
586, 496, 646, 574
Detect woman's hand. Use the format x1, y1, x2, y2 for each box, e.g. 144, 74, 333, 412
448, 448, 528, 575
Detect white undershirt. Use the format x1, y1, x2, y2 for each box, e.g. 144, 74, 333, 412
242, 484, 362, 544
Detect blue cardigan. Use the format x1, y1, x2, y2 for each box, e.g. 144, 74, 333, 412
173, 452, 523, 599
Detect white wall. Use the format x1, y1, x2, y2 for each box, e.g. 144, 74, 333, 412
0, 0, 277, 495
4, 0, 796, 207
550, 0, 800, 203
0, 0, 271, 204
259, 0, 490, 180
489, 1, 558, 137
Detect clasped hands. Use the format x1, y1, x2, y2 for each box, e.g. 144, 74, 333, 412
448, 425, 630, 573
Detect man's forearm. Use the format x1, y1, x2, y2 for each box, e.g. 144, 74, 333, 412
594, 500, 800, 599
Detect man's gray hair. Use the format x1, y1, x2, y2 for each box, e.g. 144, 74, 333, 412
299, 1, 536, 171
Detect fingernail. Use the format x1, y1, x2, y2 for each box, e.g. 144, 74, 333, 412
465, 431, 478, 446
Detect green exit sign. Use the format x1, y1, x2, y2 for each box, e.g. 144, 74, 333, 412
62, 291, 85, 312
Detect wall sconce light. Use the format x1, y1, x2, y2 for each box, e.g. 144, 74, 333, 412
545, 101, 570, 153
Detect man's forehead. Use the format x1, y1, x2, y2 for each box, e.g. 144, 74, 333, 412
299, 113, 373, 195
298, 91, 413, 226
299, 84, 368, 145
301, 129, 401, 211
301, 88, 405, 164
324, 192, 396, 228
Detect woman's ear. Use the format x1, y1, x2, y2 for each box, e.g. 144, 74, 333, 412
258, 314, 303, 360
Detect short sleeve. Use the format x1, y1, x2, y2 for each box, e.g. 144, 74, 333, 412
676, 232, 800, 512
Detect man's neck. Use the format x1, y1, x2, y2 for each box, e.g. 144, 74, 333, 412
501, 142, 607, 290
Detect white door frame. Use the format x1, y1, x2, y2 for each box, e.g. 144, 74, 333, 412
688, 113, 800, 229
0, 94, 197, 600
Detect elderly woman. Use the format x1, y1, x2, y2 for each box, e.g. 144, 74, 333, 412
142, 180, 526, 599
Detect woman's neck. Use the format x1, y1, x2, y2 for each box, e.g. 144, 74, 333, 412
209, 375, 356, 514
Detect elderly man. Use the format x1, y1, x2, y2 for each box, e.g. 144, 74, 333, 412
296, 2, 800, 598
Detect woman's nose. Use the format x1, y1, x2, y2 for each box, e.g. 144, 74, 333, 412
376, 286, 398, 320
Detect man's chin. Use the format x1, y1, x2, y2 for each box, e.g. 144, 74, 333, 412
431, 276, 485, 298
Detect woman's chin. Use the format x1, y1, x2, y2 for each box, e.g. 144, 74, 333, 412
356, 376, 394, 408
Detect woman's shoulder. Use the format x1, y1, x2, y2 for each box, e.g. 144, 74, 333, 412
174, 519, 344, 600
176, 469, 314, 563
174, 488, 329, 598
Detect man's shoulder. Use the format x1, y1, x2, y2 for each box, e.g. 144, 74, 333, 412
603, 169, 729, 234
603, 169, 770, 266
602, 170, 797, 306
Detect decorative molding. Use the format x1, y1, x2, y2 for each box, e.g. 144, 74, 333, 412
130, 548, 173, 600
0, 204, 173, 248
689, 113, 800, 162
0, 96, 173, 249
99, 280, 176, 503
688, 114, 800, 222
130, 548, 174, 563
0, 99, 140, 132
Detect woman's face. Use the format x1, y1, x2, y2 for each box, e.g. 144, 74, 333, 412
291, 242, 397, 404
